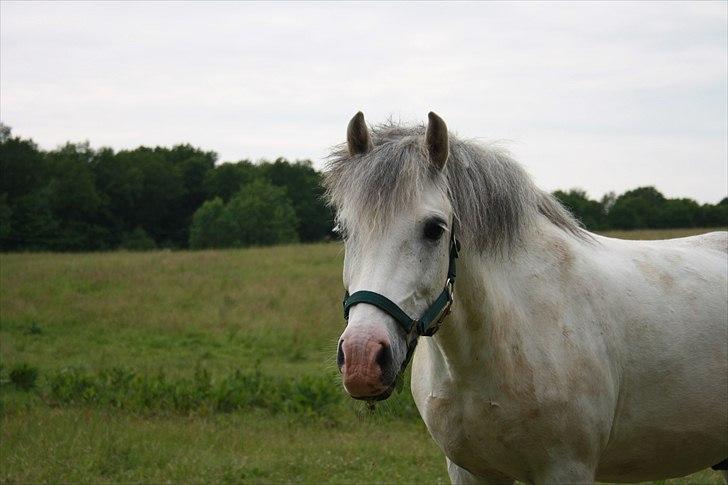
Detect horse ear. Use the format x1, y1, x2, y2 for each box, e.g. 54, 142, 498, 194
426, 111, 449, 170
347, 111, 372, 156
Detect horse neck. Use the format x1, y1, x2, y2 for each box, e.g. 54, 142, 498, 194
430, 218, 579, 377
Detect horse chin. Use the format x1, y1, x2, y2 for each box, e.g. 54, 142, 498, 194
349, 374, 398, 402
365, 383, 395, 402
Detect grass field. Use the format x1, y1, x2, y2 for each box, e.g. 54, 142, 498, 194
596, 227, 726, 240
1, 228, 725, 484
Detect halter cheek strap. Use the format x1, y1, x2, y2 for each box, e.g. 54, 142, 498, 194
342, 225, 460, 339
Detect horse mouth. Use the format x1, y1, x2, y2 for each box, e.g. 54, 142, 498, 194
354, 383, 395, 402
349, 370, 399, 402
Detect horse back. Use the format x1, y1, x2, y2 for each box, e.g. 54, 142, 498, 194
590, 230, 727, 481
661, 230, 727, 254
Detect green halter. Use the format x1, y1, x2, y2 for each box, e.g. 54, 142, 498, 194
342, 224, 460, 357
341, 225, 460, 383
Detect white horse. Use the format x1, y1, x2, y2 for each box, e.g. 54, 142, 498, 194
325, 112, 728, 484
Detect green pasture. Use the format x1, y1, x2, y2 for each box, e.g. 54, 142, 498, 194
1, 228, 725, 484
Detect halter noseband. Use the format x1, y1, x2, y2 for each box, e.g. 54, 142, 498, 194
342, 225, 460, 377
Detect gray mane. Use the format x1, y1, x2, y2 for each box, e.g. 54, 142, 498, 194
323, 122, 585, 254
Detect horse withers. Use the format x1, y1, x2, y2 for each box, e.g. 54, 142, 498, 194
325, 112, 728, 484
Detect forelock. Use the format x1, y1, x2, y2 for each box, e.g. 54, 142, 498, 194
324, 123, 446, 234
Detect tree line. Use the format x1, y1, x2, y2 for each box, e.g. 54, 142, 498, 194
0, 124, 725, 251
553, 188, 727, 231
0, 125, 331, 251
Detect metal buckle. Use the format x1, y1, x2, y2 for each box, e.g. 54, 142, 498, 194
421, 279, 454, 337
439, 277, 454, 323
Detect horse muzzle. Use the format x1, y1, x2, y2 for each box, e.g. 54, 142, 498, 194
338, 332, 397, 400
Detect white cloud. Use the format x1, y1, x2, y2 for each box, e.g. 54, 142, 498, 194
1, 0, 726, 202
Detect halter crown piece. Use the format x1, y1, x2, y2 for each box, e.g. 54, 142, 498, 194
342, 224, 460, 376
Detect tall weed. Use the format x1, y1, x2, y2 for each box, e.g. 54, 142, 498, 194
42, 366, 344, 417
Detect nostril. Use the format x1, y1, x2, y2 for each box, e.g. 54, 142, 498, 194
337, 339, 345, 371
375, 342, 393, 374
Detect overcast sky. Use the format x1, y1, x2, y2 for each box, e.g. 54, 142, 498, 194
1, 1, 726, 202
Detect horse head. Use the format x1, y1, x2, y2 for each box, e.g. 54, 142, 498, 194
331, 111, 456, 401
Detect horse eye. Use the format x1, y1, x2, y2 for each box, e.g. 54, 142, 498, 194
423, 220, 445, 241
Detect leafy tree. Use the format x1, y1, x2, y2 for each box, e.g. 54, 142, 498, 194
259, 158, 333, 242
204, 158, 332, 242
189, 197, 237, 249
189, 180, 298, 249
0, 125, 47, 202
43, 143, 110, 250
203, 160, 257, 202
106, 148, 184, 246
9, 187, 59, 250
157, 144, 217, 245
607, 186, 667, 229
658, 198, 701, 228
46, 143, 102, 218
226, 179, 299, 246
552, 189, 606, 230
701, 198, 728, 227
